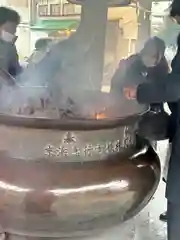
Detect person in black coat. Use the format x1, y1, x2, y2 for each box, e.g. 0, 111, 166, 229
27, 38, 53, 65
159, 33, 180, 222
168, 33, 180, 140
111, 36, 169, 112
111, 37, 169, 144
123, 3, 180, 238
0, 7, 22, 85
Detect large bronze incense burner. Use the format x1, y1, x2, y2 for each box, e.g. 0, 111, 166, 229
0, 112, 160, 239
0, 0, 161, 239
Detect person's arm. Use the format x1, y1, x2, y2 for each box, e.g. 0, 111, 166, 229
9, 46, 22, 77
137, 73, 180, 103
17, 43, 60, 85
0, 55, 16, 85
0, 57, 7, 70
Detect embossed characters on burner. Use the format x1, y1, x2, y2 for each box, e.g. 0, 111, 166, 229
62, 132, 76, 144
44, 139, 133, 158
44, 127, 135, 158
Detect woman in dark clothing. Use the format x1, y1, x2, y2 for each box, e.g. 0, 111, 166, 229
111, 37, 169, 102
111, 36, 169, 130
111, 37, 169, 148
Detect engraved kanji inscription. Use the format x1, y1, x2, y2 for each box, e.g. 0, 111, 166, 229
61, 147, 68, 156
83, 144, 94, 157
72, 146, 81, 156
62, 132, 76, 144
44, 126, 135, 159
122, 127, 134, 148
94, 144, 103, 154
56, 146, 62, 156
44, 144, 56, 157
104, 142, 115, 154
114, 140, 122, 152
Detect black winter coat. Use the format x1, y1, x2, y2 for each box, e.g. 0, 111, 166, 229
111, 54, 169, 111
167, 52, 180, 142
136, 60, 180, 203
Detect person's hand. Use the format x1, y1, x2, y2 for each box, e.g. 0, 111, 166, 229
123, 86, 137, 100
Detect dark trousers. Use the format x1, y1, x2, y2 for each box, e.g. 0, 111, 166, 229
167, 201, 180, 240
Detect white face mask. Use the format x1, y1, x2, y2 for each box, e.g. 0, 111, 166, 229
1, 30, 15, 43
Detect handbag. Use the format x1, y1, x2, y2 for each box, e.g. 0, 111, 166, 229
137, 108, 170, 141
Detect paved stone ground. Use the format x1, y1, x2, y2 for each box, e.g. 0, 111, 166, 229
89, 140, 168, 240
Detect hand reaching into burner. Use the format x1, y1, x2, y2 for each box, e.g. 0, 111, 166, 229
123, 86, 137, 100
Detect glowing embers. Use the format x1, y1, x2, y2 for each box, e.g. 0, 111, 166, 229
94, 108, 107, 120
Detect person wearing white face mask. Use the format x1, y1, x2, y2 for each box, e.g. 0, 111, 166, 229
0, 7, 22, 85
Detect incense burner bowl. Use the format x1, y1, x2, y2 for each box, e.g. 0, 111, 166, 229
0, 110, 160, 239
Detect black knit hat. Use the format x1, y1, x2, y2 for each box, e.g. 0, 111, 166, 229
142, 37, 166, 55
0, 7, 20, 26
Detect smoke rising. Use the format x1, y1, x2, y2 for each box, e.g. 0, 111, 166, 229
0, 35, 146, 119
0, 38, 114, 118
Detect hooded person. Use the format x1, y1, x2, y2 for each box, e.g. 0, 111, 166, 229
111, 37, 170, 142
111, 37, 169, 99
27, 38, 53, 65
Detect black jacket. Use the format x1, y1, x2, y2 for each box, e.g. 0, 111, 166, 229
111, 54, 169, 111
167, 52, 180, 142
136, 60, 180, 203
